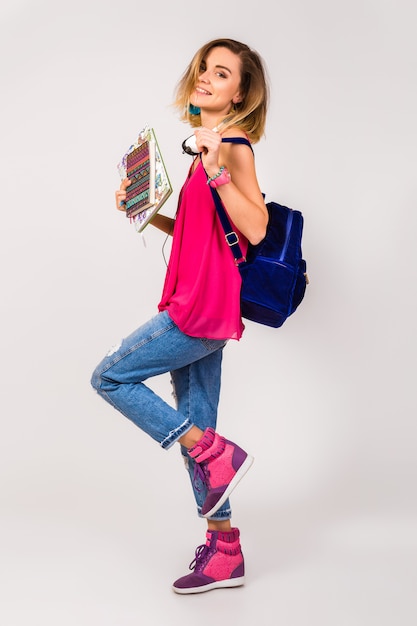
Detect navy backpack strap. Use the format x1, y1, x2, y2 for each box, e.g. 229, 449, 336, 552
210, 187, 246, 265
221, 137, 253, 152
209, 137, 254, 264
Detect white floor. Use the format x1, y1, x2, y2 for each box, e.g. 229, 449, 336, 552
1, 448, 415, 626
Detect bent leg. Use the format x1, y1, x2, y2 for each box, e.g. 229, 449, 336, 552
91, 311, 226, 449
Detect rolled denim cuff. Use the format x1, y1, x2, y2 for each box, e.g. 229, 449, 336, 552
160, 419, 193, 449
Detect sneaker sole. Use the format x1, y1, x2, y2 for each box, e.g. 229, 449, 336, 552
202, 454, 254, 518
172, 576, 245, 594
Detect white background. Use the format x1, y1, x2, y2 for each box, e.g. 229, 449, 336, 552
1, 0, 416, 624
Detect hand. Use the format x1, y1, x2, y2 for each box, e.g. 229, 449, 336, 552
194, 127, 222, 177
115, 178, 131, 212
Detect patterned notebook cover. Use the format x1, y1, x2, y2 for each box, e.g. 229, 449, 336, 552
118, 126, 173, 232
125, 138, 155, 217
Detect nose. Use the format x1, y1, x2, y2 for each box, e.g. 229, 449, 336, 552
199, 68, 210, 82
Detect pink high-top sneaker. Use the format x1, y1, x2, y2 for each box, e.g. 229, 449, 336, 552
172, 528, 245, 594
188, 427, 254, 518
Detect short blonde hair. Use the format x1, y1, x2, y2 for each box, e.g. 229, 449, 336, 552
174, 38, 269, 144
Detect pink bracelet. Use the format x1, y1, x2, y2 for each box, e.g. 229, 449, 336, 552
208, 167, 231, 188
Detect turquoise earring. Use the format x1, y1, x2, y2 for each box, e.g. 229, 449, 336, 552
188, 104, 201, 115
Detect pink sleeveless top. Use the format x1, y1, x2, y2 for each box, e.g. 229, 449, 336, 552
158, 160, 247, 340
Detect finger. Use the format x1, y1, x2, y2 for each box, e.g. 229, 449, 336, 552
120, 178, 131, 190
195, 132, 210, 154
115, 190, 127, 211
115, 190, 127, 201
196, 128, 220, 148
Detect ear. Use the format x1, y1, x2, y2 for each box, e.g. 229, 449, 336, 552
232, 95, 243, 104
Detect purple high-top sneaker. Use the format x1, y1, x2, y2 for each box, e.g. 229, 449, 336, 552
173, 528, 245, 594
188, 427, 254, 518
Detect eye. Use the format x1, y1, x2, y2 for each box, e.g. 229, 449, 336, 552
216, 71, 227, 79
199, 62, 206, 73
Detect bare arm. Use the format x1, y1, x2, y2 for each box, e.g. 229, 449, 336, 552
148, 212, 175, 235
213, 143, 268, 245
194, 128, 268, 245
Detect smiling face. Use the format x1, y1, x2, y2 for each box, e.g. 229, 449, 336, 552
190, 46, 243, 120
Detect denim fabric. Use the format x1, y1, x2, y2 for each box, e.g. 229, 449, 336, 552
91, 310, 232, 520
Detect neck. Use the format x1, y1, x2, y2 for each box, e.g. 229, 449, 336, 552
200, 113, 226, 131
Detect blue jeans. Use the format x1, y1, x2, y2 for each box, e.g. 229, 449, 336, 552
91, 310, 232, 520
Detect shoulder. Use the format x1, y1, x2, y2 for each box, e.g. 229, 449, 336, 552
220, 127, 253, 153
221, 126, 251, 142
220, 129, 254, 169
221, 126, 247, 138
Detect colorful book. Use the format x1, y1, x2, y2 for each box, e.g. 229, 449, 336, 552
118, 126, 173, 232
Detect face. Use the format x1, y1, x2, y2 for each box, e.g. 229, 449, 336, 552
191, 46, 243, 117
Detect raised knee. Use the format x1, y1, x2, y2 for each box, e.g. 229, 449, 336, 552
90, 368, 102, 392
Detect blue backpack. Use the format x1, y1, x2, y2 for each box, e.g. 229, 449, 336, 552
210, 137, 308, 328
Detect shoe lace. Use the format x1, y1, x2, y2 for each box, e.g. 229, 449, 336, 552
192, 461, 210, 493
189, 544, 211, 571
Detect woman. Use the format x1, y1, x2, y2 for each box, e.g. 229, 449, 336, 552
91, 38, 269, 594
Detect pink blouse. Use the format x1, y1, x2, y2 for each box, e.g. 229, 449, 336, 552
158, 160, 247, 340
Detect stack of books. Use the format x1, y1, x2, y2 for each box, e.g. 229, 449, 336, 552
118, 126, 173, 232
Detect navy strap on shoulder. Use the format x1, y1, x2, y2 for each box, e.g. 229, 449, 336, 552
209, 137, 255, 264
221, 137, 253, 152
210, 187, 246, 264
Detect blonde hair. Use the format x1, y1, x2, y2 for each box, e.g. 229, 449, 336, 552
173, 38, 269, 144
